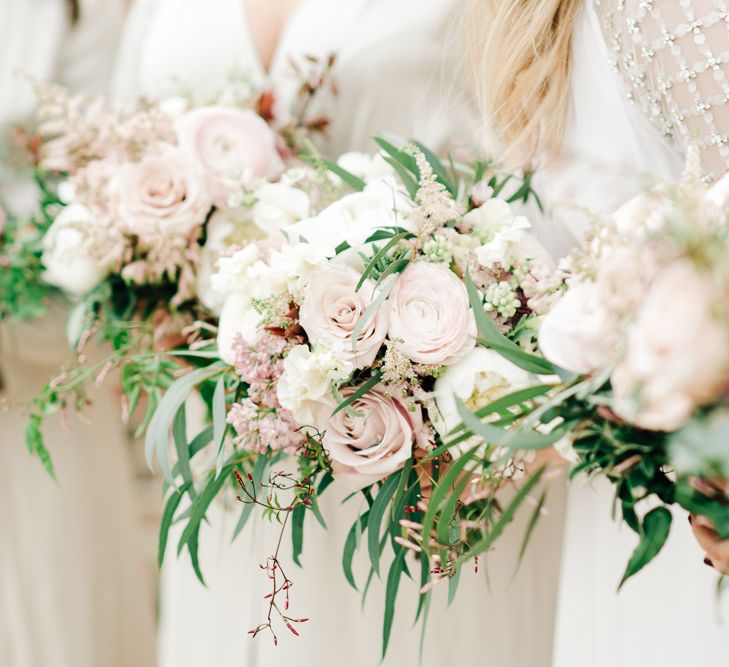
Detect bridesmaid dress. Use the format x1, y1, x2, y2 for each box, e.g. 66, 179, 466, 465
0, 2, 156, 666
540, 2, 729, 666
112, 1, 567, 665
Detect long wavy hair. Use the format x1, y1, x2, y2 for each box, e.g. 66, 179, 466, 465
463, 0, 582, 167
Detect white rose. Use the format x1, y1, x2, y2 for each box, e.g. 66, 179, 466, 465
612, 260, 729, 431
277, 345, 353, 424
539, 281, 617, 375
388, 262, 476, 366
286, 180, 412, 252
250, 182, 310, 234
175, 106, 284, 208
114, 146, 211, 240
299, 266, 389, 368
430, 347, 532, 439
41, 204, 108, 295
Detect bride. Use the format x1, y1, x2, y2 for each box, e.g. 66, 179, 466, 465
112, 0, 567, 664
466, 0, 729, 665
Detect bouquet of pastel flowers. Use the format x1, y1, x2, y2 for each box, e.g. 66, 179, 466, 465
509, 149, 729, 584
16, 65, 336, 474
145, 140, 559, 650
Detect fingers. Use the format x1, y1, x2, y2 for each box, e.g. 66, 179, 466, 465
690, 514, 729, 574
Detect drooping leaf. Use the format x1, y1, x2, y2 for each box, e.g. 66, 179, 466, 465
291, 505, 306, 567
212, 374, 228, 476
453, 397, 565, 451
158, 482, 191, 567
172, 404, 192, 487
465, 273, 555, 375
321, 157, 366, 191
367, 473, 402, 576
619, 506, 672, 588
343, 510, 370, 590
332, 370, 382, 417
382, 550, 406, 659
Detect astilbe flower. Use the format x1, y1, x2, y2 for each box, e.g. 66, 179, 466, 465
227, 333, 304, 453
408, 148, 465, 239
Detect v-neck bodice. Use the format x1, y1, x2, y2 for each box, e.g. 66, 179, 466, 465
112, 0, 479, 156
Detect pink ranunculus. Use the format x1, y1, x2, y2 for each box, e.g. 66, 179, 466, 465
539, 281, 617, 375
387, 262, 476, 366
114, 146, 211, 241
611, 260, 729, 431
174, 106, 284, 208
299, 266, 389, 369
314, 384, 425, 484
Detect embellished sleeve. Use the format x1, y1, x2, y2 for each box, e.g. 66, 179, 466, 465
598, 0, 729, 179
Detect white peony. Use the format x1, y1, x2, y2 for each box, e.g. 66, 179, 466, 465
430, 347, 532, 441
42, 204, 108, 295
277, 345, 353, 425
336, 152, 396, 184
286, 180, 412, 253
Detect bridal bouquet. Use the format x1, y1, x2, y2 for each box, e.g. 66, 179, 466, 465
146, 141, 558, 650
20, 65, 335, 475
527, 151, 729, 583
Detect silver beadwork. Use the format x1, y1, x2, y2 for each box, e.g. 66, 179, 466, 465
596, 0, 729, 179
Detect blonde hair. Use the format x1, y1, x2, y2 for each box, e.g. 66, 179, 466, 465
463, 0, 582, 167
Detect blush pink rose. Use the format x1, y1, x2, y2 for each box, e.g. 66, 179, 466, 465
299, 266, 389, 368
387, 262, 476, 366
612, 260, 729, 431
313, 384, 426, 484
175, 106, 284, 208
114, 146, 211, 240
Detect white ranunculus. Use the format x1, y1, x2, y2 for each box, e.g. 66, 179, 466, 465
286, 180, 412, 252
113, 146, 211, 240
299, 266, 389, 368
277, 345, 353, 425
387, 262, 476, 366
539, 281, 617, 375
250, 183, 310, 234
41, 204, 107, 295
430, 347, 532, 440
174, 106, 284, 208
612, 260, 729, 431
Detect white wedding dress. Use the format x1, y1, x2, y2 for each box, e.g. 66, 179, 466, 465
541, 2, 729, 665
0, 2, 156, 666
112, 1, 567, 665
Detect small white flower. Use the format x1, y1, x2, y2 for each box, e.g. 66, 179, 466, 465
277, 345, 354, 425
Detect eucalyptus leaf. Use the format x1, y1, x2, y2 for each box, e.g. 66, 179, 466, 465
367, 473, 402, 576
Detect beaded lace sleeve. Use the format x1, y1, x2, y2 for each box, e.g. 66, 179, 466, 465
597, 0, 729, 179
